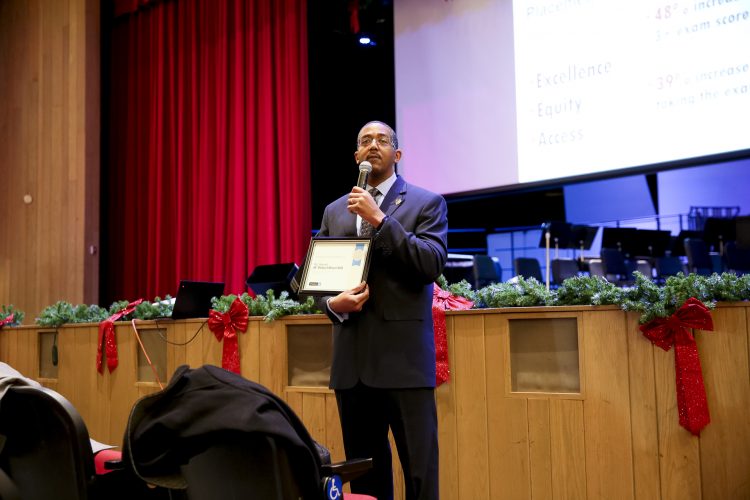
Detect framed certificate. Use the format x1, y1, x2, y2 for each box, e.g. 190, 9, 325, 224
299, 237, 373, 295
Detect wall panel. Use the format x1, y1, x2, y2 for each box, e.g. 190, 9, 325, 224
0, 0, 99, 321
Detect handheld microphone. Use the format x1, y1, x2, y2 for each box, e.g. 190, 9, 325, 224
357, 161, 372, 189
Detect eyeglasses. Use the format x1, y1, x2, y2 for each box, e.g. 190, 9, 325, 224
357, 135, 394, 148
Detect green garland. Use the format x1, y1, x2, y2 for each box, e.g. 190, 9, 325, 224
435, 275, 477, 302
36, 296, 173, 328
23, 272, 750, 329
476, 277, 553, 308
211, 290, 321, 322
1, 305, 24, 326
435, 272, 749, 324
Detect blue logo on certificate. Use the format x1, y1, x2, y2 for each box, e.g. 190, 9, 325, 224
352, 243, 366, 266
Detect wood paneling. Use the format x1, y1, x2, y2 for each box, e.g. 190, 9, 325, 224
654, 324, 702, 500
698, 306, 750, 500
3, 304, 750, 500
453, 314, 490, 499
486, 313, 531, 500
437, 315, 460, 500
626, 312, 662, 500
581, 310, 634, 500
0, 0, 99, 321
549, 398, 587, 499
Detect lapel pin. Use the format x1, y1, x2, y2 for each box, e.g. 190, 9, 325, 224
395, 197, 403, 206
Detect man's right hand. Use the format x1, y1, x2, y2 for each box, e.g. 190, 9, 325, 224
328, 282, 370, 313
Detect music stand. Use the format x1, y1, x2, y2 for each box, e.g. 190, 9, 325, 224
538, 222, 573, 290
632, 229, 672, 258
702, 217, 736, 254
569, 225, 599, 261
537, 222, 572, 257
601, 227, 638, 257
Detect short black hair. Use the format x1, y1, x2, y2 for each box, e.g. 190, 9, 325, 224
358, 120, 398, 149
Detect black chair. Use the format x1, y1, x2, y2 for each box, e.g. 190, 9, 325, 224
473, 254, 501, 288
0, 385, 97, 500
513, 257, 543, 282
123, 364, 373, 500
684, 238, 714, 275
725, 241, 750, 275
654, 256, 685, 281
634, 259, 654, 279
599, 248, 639, 284
0, 464, 21, 500
551, 258, 580, 285
0, 385, 158, 500
587, 259, 605, 278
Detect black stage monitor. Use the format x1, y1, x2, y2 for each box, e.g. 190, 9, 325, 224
246, 263, 299, 297
171, 280, 225, 320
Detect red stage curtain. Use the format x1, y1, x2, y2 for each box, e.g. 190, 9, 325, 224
105, 0, 310, 301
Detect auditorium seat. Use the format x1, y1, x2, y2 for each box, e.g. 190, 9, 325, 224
473, 254, 501, 288
123, 365, 373, 500
635, 259, 653, 279
0, 385, 97, 500
600, 248, 635, 284
167, 434, 371, 500
588, 259, 605, 278
725, 241, 750, 275
0, 385, 152, 500
654, 256, 685, 281
684, 238, 714, 275
551, 258, 580, 284
513, 257, 543, 282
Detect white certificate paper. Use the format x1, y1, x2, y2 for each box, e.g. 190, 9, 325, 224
300, 238, 372, 295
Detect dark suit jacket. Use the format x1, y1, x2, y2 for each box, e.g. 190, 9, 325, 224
123, 364, 324, 496
317, 176, 448, 390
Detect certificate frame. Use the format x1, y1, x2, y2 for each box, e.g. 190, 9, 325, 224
298, 237, 373, 295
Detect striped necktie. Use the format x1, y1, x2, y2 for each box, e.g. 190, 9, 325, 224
358, 187, 381, 237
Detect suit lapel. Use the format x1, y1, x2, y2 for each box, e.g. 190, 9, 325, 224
381, 176, 407, 219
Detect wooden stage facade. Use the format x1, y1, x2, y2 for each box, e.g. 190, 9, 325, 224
1, 304, 749, 499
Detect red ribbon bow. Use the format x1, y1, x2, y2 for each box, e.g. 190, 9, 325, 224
208, 298, 249, 374
432, 284, 474, 386
640, 297, 714, 435
0, 313, 15, 328
97, 299, 144, 374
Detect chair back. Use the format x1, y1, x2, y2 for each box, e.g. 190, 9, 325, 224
472, 255, 501, 288
683, 238, 713, 275
725, 241, 750, 274
587, 259, 605, 278
551, 259, 579, 284
513, 257, 543, 282
0, 386, 95, 500
654, 256, 685, 279
600, 248, 630, 278
180, 434, 300, 500
124, 365, 356, 500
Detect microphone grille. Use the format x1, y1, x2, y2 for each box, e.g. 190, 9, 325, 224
359, 161, 373, 172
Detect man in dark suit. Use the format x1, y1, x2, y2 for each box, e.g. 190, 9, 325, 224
316, 121, 448, 500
